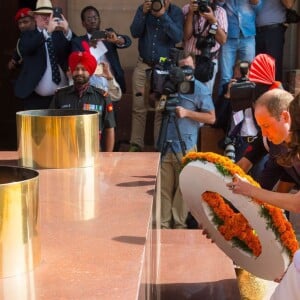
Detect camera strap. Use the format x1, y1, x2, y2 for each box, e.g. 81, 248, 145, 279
192, 15, 209, 38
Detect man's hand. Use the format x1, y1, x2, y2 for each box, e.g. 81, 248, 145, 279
106, 30, 124, 45
175, 106, 188, 118
188, 0, 199, 15
200, 6, 218, 24
95, 62, 114, 80
143, 0, 152, 14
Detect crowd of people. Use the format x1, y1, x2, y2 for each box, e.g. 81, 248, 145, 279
8, 0, 300, 230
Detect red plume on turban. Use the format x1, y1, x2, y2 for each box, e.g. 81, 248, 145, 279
248, 54, 275, 85
68, 41, 97, 75
248, 54, 282, 90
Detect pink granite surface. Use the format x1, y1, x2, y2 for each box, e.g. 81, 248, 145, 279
157, 230, 240, 300
0, 152, 160, 300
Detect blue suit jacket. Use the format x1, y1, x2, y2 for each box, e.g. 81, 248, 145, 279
14, 28, 72, 99
71, 30, 131, 93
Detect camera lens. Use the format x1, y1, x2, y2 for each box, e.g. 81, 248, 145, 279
151, 0, 163, 12
224, 144, 235, 162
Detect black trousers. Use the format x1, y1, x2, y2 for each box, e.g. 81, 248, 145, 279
22, 92, 53, 110
255, 24, 287, 81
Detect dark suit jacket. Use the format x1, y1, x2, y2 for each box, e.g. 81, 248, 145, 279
71, 30, 131, 93
14, 28, 72, 99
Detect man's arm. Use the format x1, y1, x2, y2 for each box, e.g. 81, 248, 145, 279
159, 6, 184, 43
130, 4, 148, 38
176, 106, 216, 125
183, 2, 195, 41
103, 127, 115, 152
236, 157, 253, 173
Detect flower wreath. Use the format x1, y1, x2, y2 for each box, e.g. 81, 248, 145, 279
180, 151, 299, 280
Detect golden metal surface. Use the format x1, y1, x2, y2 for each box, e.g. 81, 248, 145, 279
0, 166, 40, 278
236, 268, 278, 300
17, 109, 99, 169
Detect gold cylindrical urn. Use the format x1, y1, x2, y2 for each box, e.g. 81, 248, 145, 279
17, 109, 99, 169
0, 166, 40, 278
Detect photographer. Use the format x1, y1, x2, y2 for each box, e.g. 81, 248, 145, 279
129, 0, 184, 152
71, 6, 131, 96
14, 0, 74, 109
182, 0, 227, 92
159, 53, 215, 229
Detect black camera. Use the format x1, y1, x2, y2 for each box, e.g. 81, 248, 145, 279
91, 30, 108, 40
194, 0, 210, 13
195, 23, 217, 58
151, 49, 194, 97
196, 35, 216, 58
53, 7, 63, 21
230, 61, 256, 111
151, 0, 164, 12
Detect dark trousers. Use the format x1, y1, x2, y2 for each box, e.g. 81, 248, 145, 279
255, 25, 286, 81
22, 92, 53, 110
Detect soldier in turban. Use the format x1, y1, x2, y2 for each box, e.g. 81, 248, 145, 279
51, 48, 116, 152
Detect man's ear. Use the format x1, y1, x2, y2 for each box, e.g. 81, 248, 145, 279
281, 110, 290, 123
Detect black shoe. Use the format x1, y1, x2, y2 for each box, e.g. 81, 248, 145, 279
186, 212, 199, 229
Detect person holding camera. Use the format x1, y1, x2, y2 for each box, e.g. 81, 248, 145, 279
160, 53, 216, 229
128, 0, 184, 152
216, 0, 261, 94
182, 0, 228, 93
13, 0, 74, 109
71, 6, 131, 97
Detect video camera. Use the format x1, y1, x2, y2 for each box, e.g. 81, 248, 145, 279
229, 61, 256, 111
150, 48, 195, 111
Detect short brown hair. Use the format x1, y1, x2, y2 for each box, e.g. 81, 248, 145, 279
255, 89, 293, 121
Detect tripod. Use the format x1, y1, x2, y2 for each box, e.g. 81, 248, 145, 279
156, 96, 187, 162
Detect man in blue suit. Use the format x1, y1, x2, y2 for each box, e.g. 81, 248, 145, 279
14, 0, 73, 109
71, 5, 131, 94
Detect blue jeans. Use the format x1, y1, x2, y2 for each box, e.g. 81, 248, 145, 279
219, 36, 256, 93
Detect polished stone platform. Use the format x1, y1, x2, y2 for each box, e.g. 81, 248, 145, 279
0, 151, 244, 300
157, 230, 241, 300
0, 152, 160, 300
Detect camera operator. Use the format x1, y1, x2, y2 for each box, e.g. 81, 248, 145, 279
159, 52, 215, 229
182, 0, 228, 92
129, 0, 184, 152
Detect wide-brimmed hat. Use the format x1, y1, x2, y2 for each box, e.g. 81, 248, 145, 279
32, 0, 53, 14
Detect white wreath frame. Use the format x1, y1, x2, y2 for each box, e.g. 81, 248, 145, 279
179, 160, 291, 280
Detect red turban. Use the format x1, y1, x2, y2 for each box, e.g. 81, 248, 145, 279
68, 44, 97, 75
15, 8, 32, 22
